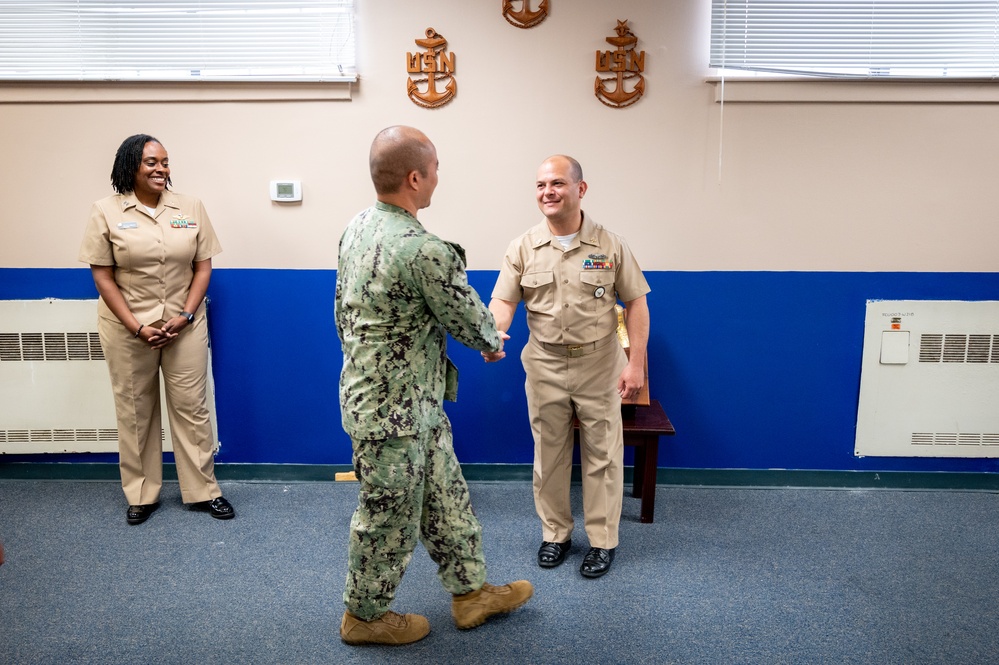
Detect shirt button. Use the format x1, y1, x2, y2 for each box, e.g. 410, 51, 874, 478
563, 279, 568, 284
563, 303, 569, 308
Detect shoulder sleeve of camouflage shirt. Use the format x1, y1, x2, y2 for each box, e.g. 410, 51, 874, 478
412, 236, 502, 353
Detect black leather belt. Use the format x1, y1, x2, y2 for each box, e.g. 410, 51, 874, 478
536, 332, 617, 358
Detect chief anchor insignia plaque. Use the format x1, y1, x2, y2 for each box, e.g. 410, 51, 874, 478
502, 0, 549, 29
595, 20, 645, 109
407, 28, 457, 109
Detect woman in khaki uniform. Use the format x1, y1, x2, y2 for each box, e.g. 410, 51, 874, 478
79, 134, 234, 525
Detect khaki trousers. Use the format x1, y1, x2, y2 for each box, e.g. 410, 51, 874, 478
98, 315, 222, 505
522, 335, 627, 549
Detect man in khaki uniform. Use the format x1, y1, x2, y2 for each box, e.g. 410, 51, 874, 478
488, 155, 650, 579
80, 134, 233, 524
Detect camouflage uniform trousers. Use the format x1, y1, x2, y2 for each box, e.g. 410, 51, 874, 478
343, 415, 487, 620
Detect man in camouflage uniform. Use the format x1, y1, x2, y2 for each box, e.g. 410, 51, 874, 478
335, 126, 534, 646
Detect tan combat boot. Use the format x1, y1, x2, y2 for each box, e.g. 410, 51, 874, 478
451, 580, 534, 630
340, 610, 430, 645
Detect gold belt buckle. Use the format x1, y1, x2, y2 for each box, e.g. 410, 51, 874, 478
567, 345, 584, 358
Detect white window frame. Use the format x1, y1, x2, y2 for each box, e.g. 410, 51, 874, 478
0, 0, 356, 103
708, 0, 999, 103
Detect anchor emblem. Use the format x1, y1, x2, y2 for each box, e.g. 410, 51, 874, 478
594, 20, 646, 109
502, 0, 549, 29
407, 28, 457, 109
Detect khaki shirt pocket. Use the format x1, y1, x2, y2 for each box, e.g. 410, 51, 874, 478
520, 271, 555, 312
579, 270, 616, 311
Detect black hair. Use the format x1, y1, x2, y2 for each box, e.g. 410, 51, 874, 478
110, 134, 171, 194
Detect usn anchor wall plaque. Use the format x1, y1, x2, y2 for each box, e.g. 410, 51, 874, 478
502, 0, 549, 29
407, 28, 457, 109
595, 20, 646, 109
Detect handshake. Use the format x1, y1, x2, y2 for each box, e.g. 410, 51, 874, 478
481, 331, 511, 363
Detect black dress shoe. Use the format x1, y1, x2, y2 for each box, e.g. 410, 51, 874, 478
537, 540, 572, 568
580, 547, 615, 578
126, 502, 159, 525
190, 496, 235, 520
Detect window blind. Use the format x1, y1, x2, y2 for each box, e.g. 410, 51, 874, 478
710, 0, 999, 78
0, 0, 355, 81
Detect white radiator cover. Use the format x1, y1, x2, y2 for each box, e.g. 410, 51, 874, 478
855, 300, 999, 458
0, 299, 217, 455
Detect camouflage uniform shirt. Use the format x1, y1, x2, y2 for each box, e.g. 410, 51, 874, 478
335, 201, 502, 441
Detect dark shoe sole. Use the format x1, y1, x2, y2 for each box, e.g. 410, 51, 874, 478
580, 563, 612, 579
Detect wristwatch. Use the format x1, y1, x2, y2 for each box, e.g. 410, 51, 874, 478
180, 311, 195, 324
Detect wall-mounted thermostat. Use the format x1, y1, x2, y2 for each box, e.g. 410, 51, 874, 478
270, 180, 302, 202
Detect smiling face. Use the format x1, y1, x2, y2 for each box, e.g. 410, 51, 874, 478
536, 156, 586, 231
133, 141, 170, 207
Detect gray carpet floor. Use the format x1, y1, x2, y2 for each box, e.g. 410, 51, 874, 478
1, 478, 998, 664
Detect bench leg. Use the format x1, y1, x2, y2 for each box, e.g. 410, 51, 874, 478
638, 434, 659, 524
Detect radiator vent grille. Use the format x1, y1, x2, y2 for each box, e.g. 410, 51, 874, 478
1, 299, 216, 455
857, 300, 999, 459
911, 432, 999, 447
1, 428, 115, 444
0, 332, 104, 362
0, 429, 165, 445
918, 333, 999, 364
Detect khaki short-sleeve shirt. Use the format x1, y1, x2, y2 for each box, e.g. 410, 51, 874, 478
79, 190, 222, 324
492, 213, 650, 345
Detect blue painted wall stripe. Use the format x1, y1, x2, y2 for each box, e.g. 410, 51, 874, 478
2, 268, 997, 473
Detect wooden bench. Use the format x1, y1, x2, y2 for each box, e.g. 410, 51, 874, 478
573, 399, 676, 523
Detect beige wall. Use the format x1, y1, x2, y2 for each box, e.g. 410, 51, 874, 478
1, 0, 996, 272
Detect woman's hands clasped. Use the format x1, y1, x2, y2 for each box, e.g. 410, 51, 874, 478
138, 315, 190, 349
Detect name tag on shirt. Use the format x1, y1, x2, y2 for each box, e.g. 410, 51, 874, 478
117, 222, 138, 229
